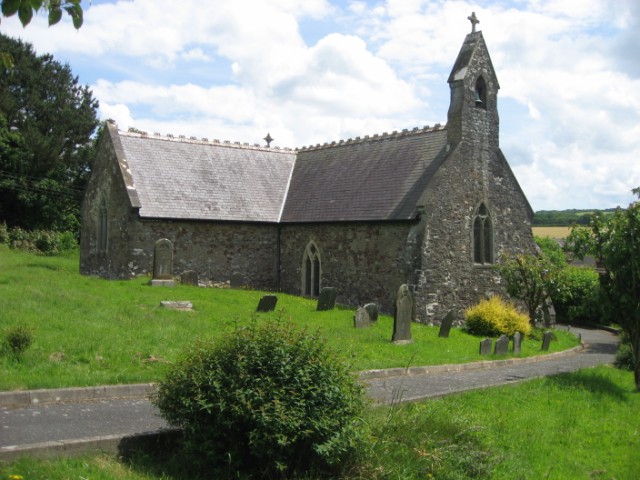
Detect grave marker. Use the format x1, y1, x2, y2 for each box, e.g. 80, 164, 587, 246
512, 332, 522, 354
479, 338, 492, 356
541, 331, 553, 351
363, 303, 379, 322
151, 238, 175, 286
353, 306, 373, 328
438, 310, 455, 338
316, 287, 337, 311
180, 270, 198, 286
495, 335, 509, 355
256, 295, 278, 312
392, 284, 414, 343
160, 301, 192, 311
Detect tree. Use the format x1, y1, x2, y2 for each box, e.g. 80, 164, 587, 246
0, 33, 98, 235
566, 188, 640, 390
496, 251, 559, 326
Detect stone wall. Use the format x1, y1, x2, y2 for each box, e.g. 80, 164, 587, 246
278, 222, 422, 313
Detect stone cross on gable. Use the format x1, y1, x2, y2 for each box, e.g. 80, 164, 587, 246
468, 12, 479, 33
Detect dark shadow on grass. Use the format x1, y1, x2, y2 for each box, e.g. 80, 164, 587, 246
546, 369, 629, 401
26, 263, 61, 271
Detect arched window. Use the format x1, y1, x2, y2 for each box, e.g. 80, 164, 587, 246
475, 76, 487, 108
302, 242, 321, 297
98, 198, 108, 255
473, 203, 493, 265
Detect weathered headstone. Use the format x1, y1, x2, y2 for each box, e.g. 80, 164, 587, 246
438, 310, 455, 338
180, 270, 198, 286
160, 301, 193, 311
363, 303, 379, 322
151, 238, 175, 286
541, 331, 553, 351
392, 284, 414, 343
512, 331, 522, 354
256, 295, 278, 312
495, 335, 509, 355
316, 287, 337, 311
479, 338, 492, 356
353, 306, 373, 328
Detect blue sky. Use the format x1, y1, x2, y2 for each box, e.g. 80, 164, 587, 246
2, 0, 639, 210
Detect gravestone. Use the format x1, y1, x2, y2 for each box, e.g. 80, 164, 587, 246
363, 303, 379, 322
512, 332, 522, 354
392, 284, 414, 343
438, 310, 455, 338
230, 273, 247, 289
256, 295, 278, 312
353, 306, 373, 328
541, 331, 553, 351
479, 338, 492, 356
316, 287, 337, 311
180, 270, 198, 286
151, 238, 175, 286
495, 335, 509, 355
160, 301, 193, 311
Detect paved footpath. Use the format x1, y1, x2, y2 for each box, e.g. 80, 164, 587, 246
0, 326, 618, 460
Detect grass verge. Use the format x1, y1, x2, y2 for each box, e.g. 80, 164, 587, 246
1, 366, 636, 479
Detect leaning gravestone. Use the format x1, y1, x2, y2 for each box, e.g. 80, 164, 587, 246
541, 331, 553, 351
353, 306, 373, 329
392, 284, 414, 343
180, 270, 198, 286
438, 310, 455, 338
495, 335, 509, 355
363, 303, 379, 322
160, 301, 193, 311
479, 338, 492, 356
151, 238, 175, 286
256, 295, 278, 312
512, 332, 523, 354
316, 287, 337, 311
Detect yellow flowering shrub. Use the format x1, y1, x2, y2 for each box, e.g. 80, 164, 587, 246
464, 296, 531, 337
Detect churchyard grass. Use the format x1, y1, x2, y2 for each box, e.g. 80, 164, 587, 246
0, 246, 578, 390
2, 365, 636, 479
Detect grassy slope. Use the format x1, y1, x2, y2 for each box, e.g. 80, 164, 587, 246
1, 246, 578, 390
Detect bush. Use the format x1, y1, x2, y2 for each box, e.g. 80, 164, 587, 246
550, 266, 600, 324
464, 296, 531, 337
3, 326, 34, 360
535, 236, 567, 268
614, 332, 634, 371
153, 319, 366, 478
7, 227, 77, 255
0, 221, 8, 244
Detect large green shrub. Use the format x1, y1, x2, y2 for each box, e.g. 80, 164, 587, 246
535, 236, 567, 268
550, 266, 600, 324
7, 227, 77, 255
464, 296, 531, 337
153, 319, 366, 478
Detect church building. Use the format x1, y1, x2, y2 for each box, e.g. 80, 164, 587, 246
80, 18, 536, 324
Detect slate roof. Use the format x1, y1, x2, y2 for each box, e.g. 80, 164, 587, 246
111, 124, 450, 224
280, 127, 449, 223
116, 131, 296, 223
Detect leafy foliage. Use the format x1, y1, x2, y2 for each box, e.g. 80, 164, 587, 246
535, 235, 567, 268
496, 252, 559, 325
566, 188, 640, 390
550, 265, 600, 324
6, 226, 76, 254
153, 319, 366, 478
2, 325, 33, 360
0, 34, 99, 236
464, 296, 531, 338
1, 0, 83, 28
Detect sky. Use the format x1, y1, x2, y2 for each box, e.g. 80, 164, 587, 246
2, 0, 639, 211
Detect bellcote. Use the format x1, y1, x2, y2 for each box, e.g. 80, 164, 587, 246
446, 17, 500, 147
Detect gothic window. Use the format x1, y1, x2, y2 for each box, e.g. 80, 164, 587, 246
475, 76, 487, 108
302, 242, 321, 297
473, 203, 493, 265
98, 198, 108, 255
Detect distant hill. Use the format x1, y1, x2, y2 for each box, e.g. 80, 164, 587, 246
533, 209, 616, 226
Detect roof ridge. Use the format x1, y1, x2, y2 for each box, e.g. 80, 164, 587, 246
118, 129, 295, 153
297, 123, 447, 152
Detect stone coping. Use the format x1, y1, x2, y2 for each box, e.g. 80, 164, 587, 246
0, 344, 584, 409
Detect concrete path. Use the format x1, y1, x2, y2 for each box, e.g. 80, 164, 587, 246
0, 326, 619, 460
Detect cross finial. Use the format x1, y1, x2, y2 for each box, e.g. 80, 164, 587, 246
468, 12, 479, 33
263, 132, 273, 148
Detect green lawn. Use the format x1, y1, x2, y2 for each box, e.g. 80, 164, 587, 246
0, 246, 579, 390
